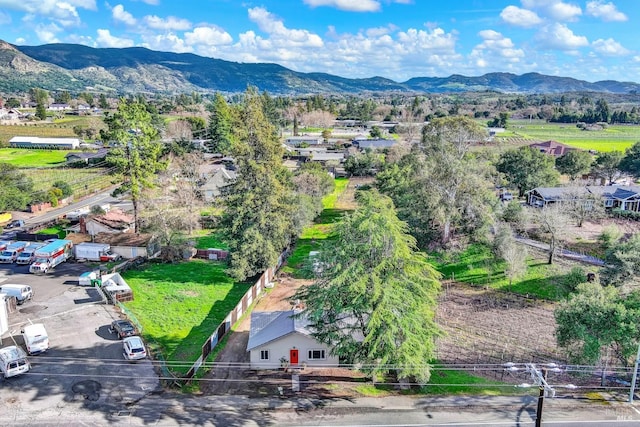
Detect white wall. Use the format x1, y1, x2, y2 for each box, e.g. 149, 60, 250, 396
249, 332, 339, 369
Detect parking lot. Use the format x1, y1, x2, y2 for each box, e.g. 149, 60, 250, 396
0, 260, 160, 418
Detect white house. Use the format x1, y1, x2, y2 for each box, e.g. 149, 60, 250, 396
246, 310, 338, 369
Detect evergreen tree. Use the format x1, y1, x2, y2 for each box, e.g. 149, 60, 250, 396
98, 93, 109, 109
294, 190, 442, 382
220, 88, 295, 280
206, 93, 234, 154
35, 102, 47, 120
104, 99, 166, 233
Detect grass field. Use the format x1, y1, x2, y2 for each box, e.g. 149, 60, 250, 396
500, 120, 640, 152
22, 167, 115, 199
36, 225, 67, 238
0, 123, 77, 145
281, 178, 350, 277
0, 148, 73, 166
432, 243, 593, 300
122, 260, 251, 374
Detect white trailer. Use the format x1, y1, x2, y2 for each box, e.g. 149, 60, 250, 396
75, 242, 121, 262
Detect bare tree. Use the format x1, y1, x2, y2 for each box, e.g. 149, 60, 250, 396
562, 188, 605, 227
301, 110, 336, 129
535, 204, 570, 264
165, 119, 193, 141
493, 223, 529, 287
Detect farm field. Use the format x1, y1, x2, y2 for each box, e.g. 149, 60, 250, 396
0, 148, 73, 166
0, 123, 77, 144
498, 120, 640, 152
122, 259, 251, 375
22, 167, 114, 198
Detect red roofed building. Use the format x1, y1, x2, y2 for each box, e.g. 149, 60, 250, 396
81, 209, 135, 236
529, 140, 575, 157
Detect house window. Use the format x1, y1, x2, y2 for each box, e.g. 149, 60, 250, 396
260, 350, 269, 360
604, 199, 614, 207
308, 349, 326, 360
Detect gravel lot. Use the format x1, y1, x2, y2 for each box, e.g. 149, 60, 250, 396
0, 260, 160, 418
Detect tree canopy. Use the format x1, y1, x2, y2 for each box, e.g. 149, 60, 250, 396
555, 150, 593, 180
294, 190, 442, 382
620, 142, 640, 179
600, 234, 640, 289
592, 151, 624, 185
0, 163, 34, 212
497, 146, 559, 196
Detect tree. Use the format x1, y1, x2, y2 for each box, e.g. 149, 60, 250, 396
369, 125, 383, 139
619, 142, 640, 179
535, 204, 570, 264
592, 151, 624, 185
492, 223, 527, 287
555, 150, 593, 180
595, 98, 610, 123
487, 112, 509, 128
207, 93, 234, 154
497, 146, 559, 197
600, 234, 640, 288
54, 91, 71, 104
555, 282, 640, 365
344, 149, 384, 176
562, 189, 604, 227
5, 97, 20, 108
52, 180, 73, 198
291, 162, 335, 236
98, 93, 109, 109
35, 101, 47, 120
220, 88, 295, 280
104, 99, 165, 233
293, 190, 442, 382
0, 163, 34, 211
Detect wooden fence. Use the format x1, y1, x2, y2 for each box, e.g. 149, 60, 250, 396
183, 250, 287, 379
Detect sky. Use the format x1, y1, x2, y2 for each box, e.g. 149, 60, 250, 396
0, 0, 638, 83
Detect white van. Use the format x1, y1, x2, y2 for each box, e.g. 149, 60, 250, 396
22, 323, 49, 355
0, 284, 33, 305
0, 346, 30, 378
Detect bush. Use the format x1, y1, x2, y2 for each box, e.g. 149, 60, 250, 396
598, 224, 623, 249
562, 267, 586, 292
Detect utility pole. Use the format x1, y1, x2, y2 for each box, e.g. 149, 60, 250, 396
629, 342, 640, 403
535, 368, 547, 427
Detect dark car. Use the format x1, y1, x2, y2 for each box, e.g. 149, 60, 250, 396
5, 220, 24, 230
109, 320, 137, 339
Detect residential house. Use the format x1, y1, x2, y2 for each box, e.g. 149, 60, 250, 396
81, 209, 135, 236
285, 136, 323, 146
48, 103, 70, 111
0, 108, 21, 120
200, 165, 237, 202
529, 140, 574, 157
353, 138, 397, 150
246, 310, 339, 369
93, 232, 160, 259
526, 185, 640, 212
65, 148, 108, 164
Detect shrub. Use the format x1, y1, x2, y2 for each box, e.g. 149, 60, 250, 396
598, 224, 623, 249
562, 267, 586, 292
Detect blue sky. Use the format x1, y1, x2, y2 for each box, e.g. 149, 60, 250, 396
0, 0, 638, 82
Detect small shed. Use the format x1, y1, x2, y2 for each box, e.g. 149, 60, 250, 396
93, 233, 160, 259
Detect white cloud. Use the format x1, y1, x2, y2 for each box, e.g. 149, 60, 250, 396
136, 0, 160, 4
592, 38, 631, 56
0, 0, 90, 26
15, 37, 26, 44
35, 23, 62, 43
112, 5, 136, 26
536, 23, 588, 50
586, 1, 627, 22
0, 11, 11, 25
66, 33, 96, 46
247, 7, 323, 47
471, 30, 524, 68
303, 0, 381, 12
500, 6, 543, 27
521, 0, 582, 22
143, 15, 192, 31
141, 33, 192, 53
184, 26, 233, 46
96, 29, 134, 48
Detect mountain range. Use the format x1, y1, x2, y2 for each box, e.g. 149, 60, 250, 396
1, 40, 639, 95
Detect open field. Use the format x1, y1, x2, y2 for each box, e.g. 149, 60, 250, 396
0, 123, 77, 144
0, 148, 74, 166
22, 167, 115, 198
122, 259, 251, 374
497, 120, 640, 152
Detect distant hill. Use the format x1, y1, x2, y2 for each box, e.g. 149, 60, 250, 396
2, 40, 639, 95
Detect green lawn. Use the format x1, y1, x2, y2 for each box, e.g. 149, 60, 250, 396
193, 231, 228, 249
37, 225, 67, 238
281, 179, 350, 277
22, 167, 114, 198
500, 120, 640, 152
0, 148, 73, 166
122, 260, 251, 374
418, 368, 521, 395
432, 243, 589, 300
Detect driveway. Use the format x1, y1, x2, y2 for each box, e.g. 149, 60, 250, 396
0, 261, 160, 416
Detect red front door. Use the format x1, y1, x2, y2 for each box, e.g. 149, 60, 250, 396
290, 349, 299, 365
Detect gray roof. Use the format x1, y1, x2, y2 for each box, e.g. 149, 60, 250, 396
528, 185, 640, 201
246, 310, 313, 351
355, 139, 396, 149
310, 152, 344, 162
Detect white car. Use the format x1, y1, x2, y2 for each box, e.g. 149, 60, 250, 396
122, 336, 146, 361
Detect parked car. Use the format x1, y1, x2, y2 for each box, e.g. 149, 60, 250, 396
109, 320, 137, 339
5, 220, 25, 230
122, 336, 146, 361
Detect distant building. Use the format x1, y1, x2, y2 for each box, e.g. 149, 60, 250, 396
353, 138, 397, 150
285, 136, 323, 146
48, 103, 70, 111
529, 140, 574, 157
65, 148, 108, 164
9, 136, 80, 150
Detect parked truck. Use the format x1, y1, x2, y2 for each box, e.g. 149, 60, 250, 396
29, 239, 73, 274
74, 242, 122, 262
0, 241, 28, 263
0, 345, 30, 378
22, 323, 49, 355
15, 242, 44, 265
